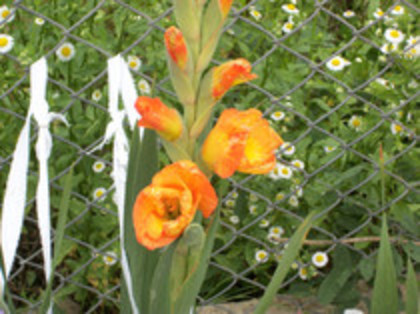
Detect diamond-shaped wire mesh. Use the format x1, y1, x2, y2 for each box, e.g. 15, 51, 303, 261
1, 0, 419, 312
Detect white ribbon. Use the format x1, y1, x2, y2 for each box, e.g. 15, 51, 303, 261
90, 55, 140, 314
1, 58, 67, 314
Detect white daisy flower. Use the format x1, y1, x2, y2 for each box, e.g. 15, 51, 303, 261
343, 10, 355, 18
375, 78, 394, 89
280, 142, 295, 156
92, 89, 102, 102
282, 3, 299, 14
390, 5, 404, 15
291, 159, 304, 170
93, 187, 107, 201
0, 34, 14, 54
373, 8, 389, 20
35, 17, 45, 25
249, 205, 258, 215
269, 226, 284, 237
127, 55, 142, 71
390, 122, 403, 135
324, 145, 337, 153
230, 191, 239, 199
348, 115, 362, 131
326, 56, 351, 71
225, 199, 235, 208
288, 195, 299, 207
408, 80, 419, 89
275, 192, 285, 202
255, 250, 269, 263
270, 163, 293, 180
0, 6, 15, 23
405, 46, 419, 58
406, 36, 419, 47
271, 111, 285, 121
249, 193, 258, 202
249, 9, 262, 21
355, 57, 362, 63
384, 28, 405, 44
259, 219, 270, 228
282, 21, 294, 34
103, 251, 118, 266
229, 215, 240, 225
312, 251, 329, 268
343, 309, 364, 314
138, 79, 151, 94
380, 43, 398, 54
56, 42, 75, 62
92, 160, 106, 173
298, 267, 308, 280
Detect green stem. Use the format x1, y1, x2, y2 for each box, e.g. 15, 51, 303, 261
379, 143, 385, 208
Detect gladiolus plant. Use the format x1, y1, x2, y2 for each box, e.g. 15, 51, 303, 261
122, 1, 317, 313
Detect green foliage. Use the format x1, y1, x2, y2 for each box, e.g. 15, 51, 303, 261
371, 215, 399, 314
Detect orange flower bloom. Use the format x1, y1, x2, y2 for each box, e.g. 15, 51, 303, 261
202, 108, 283, 178
219, 0, 233, 18
164, 26, 188, 70
212, 58, 257, 100
133, 161, 218, 250
135, 96, 183, 141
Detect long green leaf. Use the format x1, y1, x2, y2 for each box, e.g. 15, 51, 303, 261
40, 167, 74, 313
254, 211, 317, 314
172, 206, 221, 314
371, 215, 398, 314
405, 259, 418, 314
122, 129, 160, 314
149, 244, 177, 314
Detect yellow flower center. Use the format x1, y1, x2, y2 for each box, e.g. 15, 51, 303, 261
331, 58, 341, 66
61, 46, 71, 57
287, 4, 296, 10
315, 255, 324, 263
129, 61, 137, 68
0, 37, 8, 47
394, 5, 401, 12
394, 124, 402, 133
105, 256, 114, 263
274, 111, 283, 117
258, 252, 266, 259
390, 30, 400, 38
276, 193, 284, 201
1, 10, 10, 18
377, 10, 384, 16
352, 119, 361, 127
95, 164, 103, 170
300, 268, 308, 275
96, 190, 104, 197
281, 168, 289, 175
286, 23, 293, 29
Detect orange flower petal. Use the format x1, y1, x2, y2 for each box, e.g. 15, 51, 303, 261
202, 108, 282, 178
135, 96, 183, 141
212, 59, 257, 100
164, 26, 188, 70
219, 0, 233, 18
133, 161, 218, 250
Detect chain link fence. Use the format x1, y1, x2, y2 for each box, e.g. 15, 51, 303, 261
1, 0, 419, 312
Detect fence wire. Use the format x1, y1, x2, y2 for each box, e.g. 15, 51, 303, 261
0, 0, 419, 313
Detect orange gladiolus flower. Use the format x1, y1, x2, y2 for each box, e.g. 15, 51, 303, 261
135, 96, 183, 141
212, 58, 257, 100
202, 108, 283, 178
133, 161, 218, 250
219, 0, 233, 18
164, 26, 188, 70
